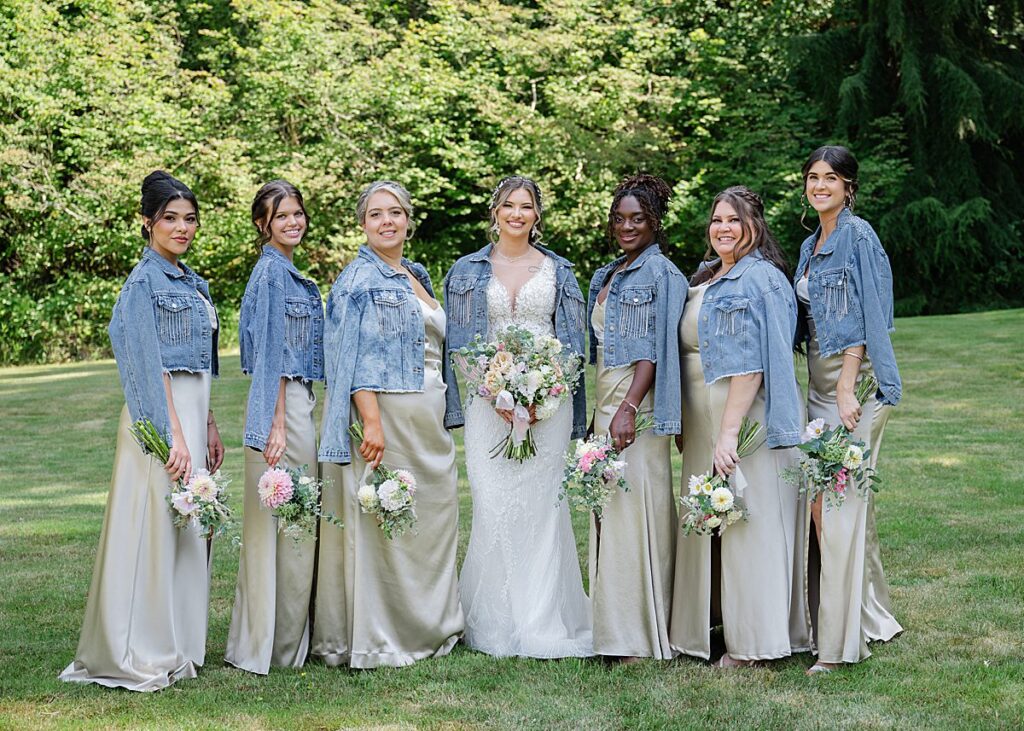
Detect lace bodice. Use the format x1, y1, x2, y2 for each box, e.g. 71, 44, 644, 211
486, 257, 556, 338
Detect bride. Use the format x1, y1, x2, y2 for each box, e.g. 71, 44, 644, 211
443, 175, 593, 657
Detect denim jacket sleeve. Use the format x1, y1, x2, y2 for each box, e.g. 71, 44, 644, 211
852, 233, 902, 405
318, 285, 365, 465
108, 278, 172, 443
652, 269, 685, 436
441, 269, 466, 430
242, 274, 287, 451
757, 277, 802, 448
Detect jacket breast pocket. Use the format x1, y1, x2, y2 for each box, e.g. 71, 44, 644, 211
713, 296, 750, 337
619, 286, 655, 338
819, 268, 856, 320
155, 293, 192, 345
371, 289, 409, 336
284, 298, 313, 349
445, 277, 475, 328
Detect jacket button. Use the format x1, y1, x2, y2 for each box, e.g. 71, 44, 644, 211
703, 341, 709, 347
633, 297, 639, 303
702, 315, 708, 322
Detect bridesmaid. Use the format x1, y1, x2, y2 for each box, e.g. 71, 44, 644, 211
312, 180, 464, 668
60, 171, 224, 691
795, 146, 903, 674
225, 181, 324, 674
669, 186, 804, 667
586, 174, 685, 662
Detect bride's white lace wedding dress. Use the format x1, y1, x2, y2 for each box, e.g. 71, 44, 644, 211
459, 257, 594, 658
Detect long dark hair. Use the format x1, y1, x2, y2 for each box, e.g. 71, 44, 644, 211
606, 173, 672, 247
801, 145, 860, 228
251, 179, 309, 250
140, 170, 199, 241
691, 185, 789, 285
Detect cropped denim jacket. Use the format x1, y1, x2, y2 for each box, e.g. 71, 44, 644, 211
793, 208, 902, 406
108, 247, 219, 443
695, 250, 802, 448
239, 246, 325, 451
442, 243, 588, 439
319, 246, 439, 465
587, 244, 685, 436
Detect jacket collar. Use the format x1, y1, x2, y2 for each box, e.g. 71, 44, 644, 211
261, 245, 306, 280
358, 245, 417, 280
142, 246, 191, 280
598, 242, 662, 280
812, 207, 854, 258
467, 242, 574, 268
707, 248, 764, 284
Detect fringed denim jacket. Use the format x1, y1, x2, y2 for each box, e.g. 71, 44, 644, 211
239, 246, 324, 451
695, 250, 802, 448
794, 208, 902, 406
587, 244, 686, 436
442, 243, 588, 439
319, 246, 440, 465
108, 247, 219, 443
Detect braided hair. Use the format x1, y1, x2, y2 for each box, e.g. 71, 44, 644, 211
606, 173, 672, 247
691, 185, 789, 285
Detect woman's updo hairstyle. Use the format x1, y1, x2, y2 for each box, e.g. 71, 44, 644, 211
802, 145, 860, 210
355, 180, 415, 238
606, 173, 672, 246
251, 179, 309, 250
488, 175, 544, 244
140, 170, 199, 241
691, 185, 789, 286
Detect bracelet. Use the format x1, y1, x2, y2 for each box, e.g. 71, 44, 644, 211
843, 351, 864, 361
622, 399, 639, 415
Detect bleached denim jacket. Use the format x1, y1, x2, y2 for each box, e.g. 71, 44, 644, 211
587, 244, 685, 436
442, 243, 588, 439
239, 246, 324, 451
794, 208, 902, 406
108, 246, 219, 443
319, 246, 439, 465
695, 250, 802, 448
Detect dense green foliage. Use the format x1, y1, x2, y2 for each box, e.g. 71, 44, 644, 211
1, 0, 1022, 364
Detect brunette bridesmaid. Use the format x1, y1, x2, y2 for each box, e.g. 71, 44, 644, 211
795, 146, 902, 674
312, 180, 463, 668
586, 174, 685, 662
60, 171, 224, 691
225, 181, 324, 674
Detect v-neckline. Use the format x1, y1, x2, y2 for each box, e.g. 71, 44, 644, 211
492, 257, 549, 317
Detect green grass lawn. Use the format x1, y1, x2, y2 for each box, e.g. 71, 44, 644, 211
1, 309, 1022, 729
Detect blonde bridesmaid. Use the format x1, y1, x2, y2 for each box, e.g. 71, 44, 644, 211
60, 171, 224, 691
225, 181, 324, 674
669, 186, 804, 667
586, 174, 685, 662
313, 180, 463, 668
794, 146, 903, 674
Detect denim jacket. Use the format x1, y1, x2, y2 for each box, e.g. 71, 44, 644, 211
319, 246, 439, 465
695, 250, 802, 448
442, 243, 588, 439
108, 247, 219, 443
239, 246, 325, 451
587, 244, 685, 436
794, 208, 902, 406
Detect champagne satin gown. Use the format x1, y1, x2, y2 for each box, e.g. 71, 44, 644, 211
225, 379, 318, 674
669, 283, 803, 661
312, 298, 464, 668
799, 278, 902, 664
588, 299, 676, 659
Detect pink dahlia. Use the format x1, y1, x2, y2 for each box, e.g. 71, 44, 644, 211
258, 467, 294, 509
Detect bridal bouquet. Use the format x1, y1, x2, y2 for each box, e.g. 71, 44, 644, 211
257, 464, 343, 543
349, 423, 418, 539
451, 325, 582, 461
783, 376, 881, 510
129, 418, 235, 538
679, 417, 763, 537
559, 415, 654, 518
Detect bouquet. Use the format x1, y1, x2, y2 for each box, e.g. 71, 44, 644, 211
349, 423, 418, 539
559, 414, 654, 518
257, 464, 343, 543
130, 418, 234, 538
679, 417, 764, 537
783, 376, 881, 510
451, 325, 582, 461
